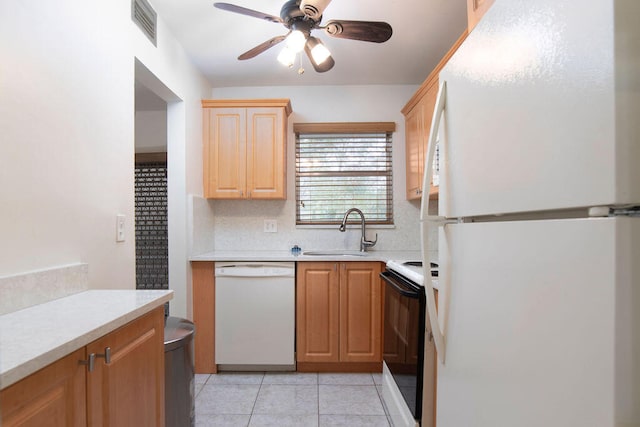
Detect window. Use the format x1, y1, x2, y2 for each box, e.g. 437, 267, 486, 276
295, 122, 395, 225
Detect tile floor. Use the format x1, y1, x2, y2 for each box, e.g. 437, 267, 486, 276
194, 372, 392, 427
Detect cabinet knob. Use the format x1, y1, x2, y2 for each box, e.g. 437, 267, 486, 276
79, 353, 96, 372
416, 189, 422, 195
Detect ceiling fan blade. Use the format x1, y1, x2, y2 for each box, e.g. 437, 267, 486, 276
238, 35, 288, 60
299, 0, 332, 21
213, 2, 283, 24
324, 20, 392, 43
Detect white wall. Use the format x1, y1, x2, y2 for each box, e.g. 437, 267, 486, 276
130, 11, 214, 319
135, 110, 167, 153
0, 1, 211, 319
202, 85, 427, 253
0, 1, 137, 287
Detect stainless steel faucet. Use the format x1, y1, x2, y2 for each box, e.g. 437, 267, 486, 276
339, 208, 378, 252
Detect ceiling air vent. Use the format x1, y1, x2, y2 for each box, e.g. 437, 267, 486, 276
132, 0, 157, 46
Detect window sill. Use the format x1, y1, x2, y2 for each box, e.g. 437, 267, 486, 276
296, 224, 396, 230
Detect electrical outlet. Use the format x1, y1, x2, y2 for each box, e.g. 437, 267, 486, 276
116, 214, 126, 242
264, 219, 277, 233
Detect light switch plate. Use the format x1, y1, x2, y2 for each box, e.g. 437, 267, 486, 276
116, 214, 126, 242
264, 219, 277, 233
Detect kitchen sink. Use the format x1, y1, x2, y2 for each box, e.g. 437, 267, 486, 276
302, 250, 369, 257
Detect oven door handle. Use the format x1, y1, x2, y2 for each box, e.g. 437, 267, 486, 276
380, 272, 421, 298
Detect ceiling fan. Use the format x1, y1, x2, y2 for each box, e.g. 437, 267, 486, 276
213, 0, 393, 73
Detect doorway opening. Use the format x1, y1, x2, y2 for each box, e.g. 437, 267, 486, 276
134, 58, 187, 316
134, 81, 168, 289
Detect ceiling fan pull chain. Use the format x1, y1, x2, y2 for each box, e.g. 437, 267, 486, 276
298, 52, 305, 75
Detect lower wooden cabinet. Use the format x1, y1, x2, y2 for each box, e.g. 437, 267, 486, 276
86, 306, 165, 426
296, 262, 383, 371
0, 348, 87, 427
0, 307, 165, 427
191, 261, 216, 374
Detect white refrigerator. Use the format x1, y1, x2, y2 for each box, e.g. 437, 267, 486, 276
419, 0, 640, 426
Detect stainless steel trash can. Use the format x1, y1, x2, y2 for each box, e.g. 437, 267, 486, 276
164, 317, 195, 427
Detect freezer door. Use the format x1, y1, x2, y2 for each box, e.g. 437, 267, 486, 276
436, 0, 640, 218
436, 217, 639, 427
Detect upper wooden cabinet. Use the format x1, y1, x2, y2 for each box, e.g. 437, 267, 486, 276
467, 0, 495, 32
402, 31, 468, 201
404, 85, 438, 200
296, 261, 383, 368
202, 99, 292, 200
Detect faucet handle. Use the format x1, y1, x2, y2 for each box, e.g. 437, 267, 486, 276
362, 233, 378, 248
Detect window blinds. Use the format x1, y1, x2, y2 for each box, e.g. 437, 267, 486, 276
295, 129, 393, 225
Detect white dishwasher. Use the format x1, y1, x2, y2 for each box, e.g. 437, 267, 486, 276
214, 262, 295, 370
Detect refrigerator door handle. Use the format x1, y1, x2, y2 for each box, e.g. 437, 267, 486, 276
423, 215, 459, 225
420, 80, 447, 364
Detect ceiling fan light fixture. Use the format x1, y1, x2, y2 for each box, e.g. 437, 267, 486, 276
285, 29, 307, 53
214, 1, 393, 74
306, 37, 331, 65
277, 46, 296, 67
304, 36, 335, 72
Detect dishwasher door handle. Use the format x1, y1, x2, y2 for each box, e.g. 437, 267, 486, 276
215, 263, 295, 278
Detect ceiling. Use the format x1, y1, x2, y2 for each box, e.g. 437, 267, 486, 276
148, 0, 468, 87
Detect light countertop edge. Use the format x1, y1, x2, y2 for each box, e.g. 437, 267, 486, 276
189, 250, 423, 263
0, 289, 173, 390
190, 250, 440, 290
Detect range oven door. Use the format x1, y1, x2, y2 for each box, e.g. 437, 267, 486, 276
380, 270, 426, 422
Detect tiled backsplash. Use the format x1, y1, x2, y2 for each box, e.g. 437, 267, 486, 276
0, 264, 88, 315
189, 195, 438, 262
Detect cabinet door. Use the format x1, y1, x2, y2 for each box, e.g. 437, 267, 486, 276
421, 82, 440, 200
403, 31, 467, 202
86, 306, 165, 427
339, 262, 382, 362
405, 102, 425, 200
0, 348, 87, 427
192, 261, 216, 374
296, 262, 340, 362
405, 82, 439, 201
246, 107, 286, 199
203, 107, 247, 199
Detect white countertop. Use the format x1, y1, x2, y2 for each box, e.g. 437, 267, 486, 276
190, 250, 422, 263
0, 289, 173, 390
